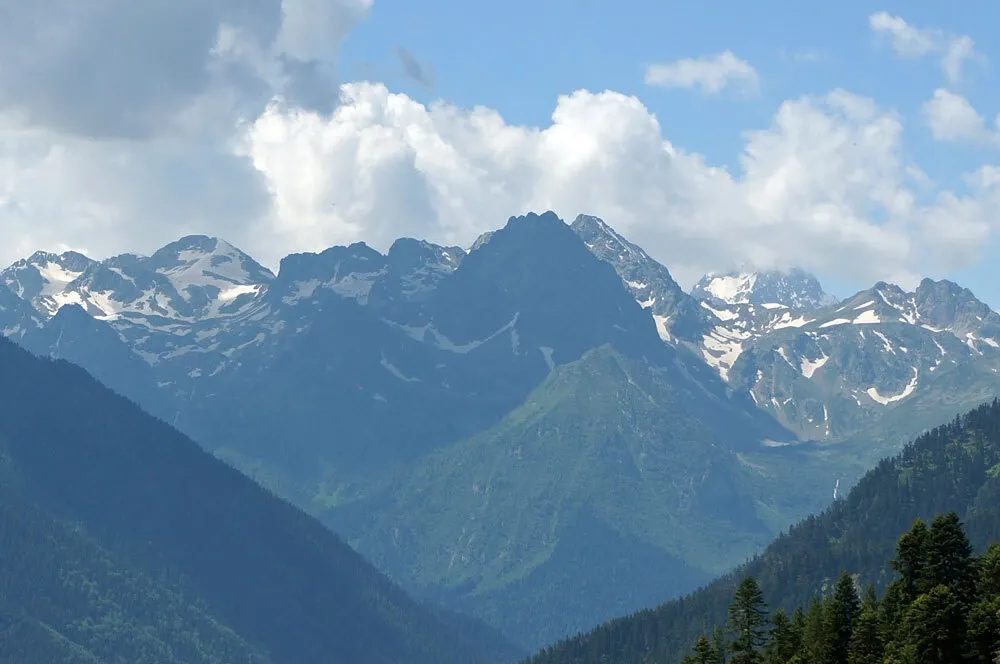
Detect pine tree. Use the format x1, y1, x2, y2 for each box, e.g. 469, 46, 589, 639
764, 609, 800, 664
827, 571, 861, 664
967, 544, 1000, 663
791, 607, 806, 641
902, 584, 967, 664
848, 586, 882, 664
877, 580, 906, 657
713, 626, 729, 664
683, 634, 722, 664
892, 519, 929, 599
981, 544, 1000, 597
801, 596, 831, 664
926, 512, 975, 596
728, 577, 769, 664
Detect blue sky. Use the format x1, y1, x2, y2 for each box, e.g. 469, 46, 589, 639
338, 0, 1000, 303
343, 0, 998, 173
1, 1, 999, 306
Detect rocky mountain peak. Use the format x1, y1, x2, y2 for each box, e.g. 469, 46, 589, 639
148, 235, 275, 287
912, 278, 1000, 339
692, 268, 836, 310
386, 238, 465, 274
571, 214, 650, 263
469, 231, 495, 252
274, 242, 386, 307
2, 249, 97, 310
571, 213, 710, 343
427, 211, 668, 363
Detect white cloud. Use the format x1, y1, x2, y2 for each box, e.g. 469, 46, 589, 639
0, 0, 373, 138
869, 12, 982, 84
235, 83, 1000, 287
0, 0, 370, 262
644, 51, 760, 96
0, 2, 999, 295
868, 12, 937, 57
942, 36, 977, 84
922, 89, 1000, 146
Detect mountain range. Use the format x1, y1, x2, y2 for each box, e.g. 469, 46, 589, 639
4, 210, 1000, 649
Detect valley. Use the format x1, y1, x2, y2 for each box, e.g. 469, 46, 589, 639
4, 210, 1000, 649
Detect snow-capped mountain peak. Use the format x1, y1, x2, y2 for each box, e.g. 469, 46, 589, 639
1, 250, 97, 315
693, 272, 758, 306
807, 278, 1000, 349
148, 235, 275, 295
3, 236, 277, 327
692, 268, 837, 309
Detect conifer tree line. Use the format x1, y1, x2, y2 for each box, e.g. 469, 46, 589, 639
680, 512, 1000, 664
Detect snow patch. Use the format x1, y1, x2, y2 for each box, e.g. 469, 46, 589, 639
866, 368, 918, 405
700, 301, 740, 321
380, 352, 421, 382
852, 309, 880, 324
329, 271, 383, 303
37, 261, 84, 296
430, 313, 521, 354
872, 330, 896, 354
539, 346, 555, 370
800, 353, 829, 379
702, 273, 757, 304
700, 324, 750, 381
652, 314, 672, 341
773, 312, 812, 329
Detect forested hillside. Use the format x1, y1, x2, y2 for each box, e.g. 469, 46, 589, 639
529, 399, 1000, 664
0, 338, 518, 664
672, 513, 999, 664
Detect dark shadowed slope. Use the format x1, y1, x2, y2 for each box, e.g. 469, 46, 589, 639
0, 338, 519, 664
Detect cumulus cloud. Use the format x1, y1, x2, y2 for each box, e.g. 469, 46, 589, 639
0, 0, 373, 138
869, 12, 982, 84
644, 51, 760, 96
0, 0, 369, 265
0, 125, 271, 262
922, 89, 999, 145
1, 1, 999, 294
237, 82, 1000, 287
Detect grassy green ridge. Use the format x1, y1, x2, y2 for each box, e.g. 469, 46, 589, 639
527, 398, 1000, 664
324, 346, 784, 648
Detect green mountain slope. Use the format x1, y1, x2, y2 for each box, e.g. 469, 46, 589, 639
0, 486, 269, 664
325, 345, 794, 648
0, 338, 519, 664
527, 398, 1000, 664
